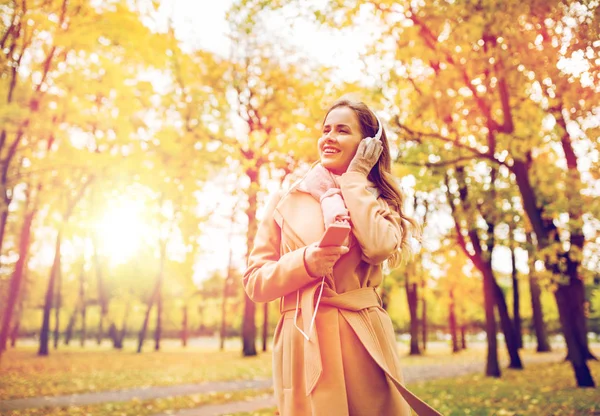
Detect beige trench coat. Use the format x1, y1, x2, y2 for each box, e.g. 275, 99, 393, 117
244, 172, 441, 416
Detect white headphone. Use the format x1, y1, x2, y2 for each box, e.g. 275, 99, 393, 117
366, 114, 383, 141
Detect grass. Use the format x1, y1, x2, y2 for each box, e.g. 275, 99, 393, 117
0, 339, 571, 400
0, 342, 271, 400
3, 388, 274, 416
0, 340, 500, 400
408, 359, 600, 416
231, 360, 600, 416
0, 342, 562, 400
2, 340, 599, 416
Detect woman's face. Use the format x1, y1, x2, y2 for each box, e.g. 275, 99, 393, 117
318, 106, 362, 175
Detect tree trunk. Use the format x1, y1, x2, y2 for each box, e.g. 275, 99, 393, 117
421, 279, 427, 352
53, 261, 62, 349
220, 209, 237, 351
555, 106, 593, 361
9, 298, 24, 348
181, 305, 188, 347
449, 288, 459, 353
137, 285, 157, 353
406, 279, 420, 355
510, 228, 522, 349
220, 284, 228, 351
64, 308, 77, 346
0, 209, 9, 270
93, 235, 106, 346
220, 276, 229, 351
0, 209, 35, 353
138, 247, 164, 353
530, 273, 551, 352
9, 318, 20, 348
198, 305, 205, 332
460, 325, 467, 350
482, 266, 501, 377
445, 169, 499, 377
116, 301, 130, 350
526, 232, 551, 352
77, 261, 86, 347
493, 279, 523, 369
108, 323, 118, 347
113, 299, 130, 350
561, 252, 595, 361
473, 257, 503, 376
155, 284, 162, 351
154, 241, 166, 352
39, 233, 62, 356
97, 314, 104, 346
80, 301, 87, 348
512, 158, 594, 386
555, 282, 595, 387
242, 167, 259, 357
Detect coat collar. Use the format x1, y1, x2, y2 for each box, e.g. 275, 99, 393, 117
273, 190, 325, 249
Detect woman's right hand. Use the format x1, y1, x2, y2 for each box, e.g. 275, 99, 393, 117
303, 243, 349, 277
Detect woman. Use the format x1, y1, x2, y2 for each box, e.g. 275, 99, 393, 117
243, 99, 440, 416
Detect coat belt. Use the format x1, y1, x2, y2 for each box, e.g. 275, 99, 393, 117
279, 284, 443, 416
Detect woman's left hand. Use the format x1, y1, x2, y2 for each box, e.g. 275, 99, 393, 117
347, 137, 383, 176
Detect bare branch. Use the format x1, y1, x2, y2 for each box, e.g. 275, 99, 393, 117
391, 114, 509, 168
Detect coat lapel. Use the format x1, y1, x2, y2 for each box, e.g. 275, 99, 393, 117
274, 191, 325, 249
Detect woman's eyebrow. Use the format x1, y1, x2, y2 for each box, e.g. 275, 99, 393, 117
323, 123, 351, 129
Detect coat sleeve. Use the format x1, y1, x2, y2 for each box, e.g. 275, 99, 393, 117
243, 191, 317, 303
338, 171, 402, 265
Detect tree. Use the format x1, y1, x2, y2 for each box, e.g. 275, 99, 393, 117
526, 230, 552, 352
39, 176, 93, 356
294, 0, 598, 386
227, 2, 329, 356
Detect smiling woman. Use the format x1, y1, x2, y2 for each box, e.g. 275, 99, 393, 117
95, 198, 150, 266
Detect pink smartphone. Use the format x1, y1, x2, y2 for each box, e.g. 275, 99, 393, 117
318, 222, 351, 247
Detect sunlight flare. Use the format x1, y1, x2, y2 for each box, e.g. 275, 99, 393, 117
96, 198, 149, 265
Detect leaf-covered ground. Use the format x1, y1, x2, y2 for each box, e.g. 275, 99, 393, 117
0, 341, 562, 400
0, 344, 272, 400
231, 360, 600, 416
409, 359, 600, 416
4, 388, 274, 416
2, 342, 599, 415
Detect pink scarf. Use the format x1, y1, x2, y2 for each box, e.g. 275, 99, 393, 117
296, 164, 351, 229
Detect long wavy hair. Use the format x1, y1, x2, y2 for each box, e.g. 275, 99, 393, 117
324, 98, 422, 266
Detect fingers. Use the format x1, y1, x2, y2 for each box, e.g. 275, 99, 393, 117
318, 245, 349, 256
357, 137, 382, 160
305, 243, 349, 277
364, 137, 382, 159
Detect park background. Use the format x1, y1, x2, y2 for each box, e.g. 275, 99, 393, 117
0, 0, 599, 415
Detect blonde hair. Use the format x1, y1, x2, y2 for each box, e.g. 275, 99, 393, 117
324, 98, 423, 266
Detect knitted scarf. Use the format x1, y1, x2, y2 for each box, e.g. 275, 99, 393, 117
296, 163, 351, 230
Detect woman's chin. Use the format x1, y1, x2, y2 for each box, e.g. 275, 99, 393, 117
320, 160, 345, 175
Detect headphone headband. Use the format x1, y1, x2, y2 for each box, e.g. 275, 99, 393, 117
373, 114, 382, 141
366, 113, 383, 141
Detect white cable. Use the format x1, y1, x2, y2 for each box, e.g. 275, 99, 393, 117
293, 275, 326, 342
